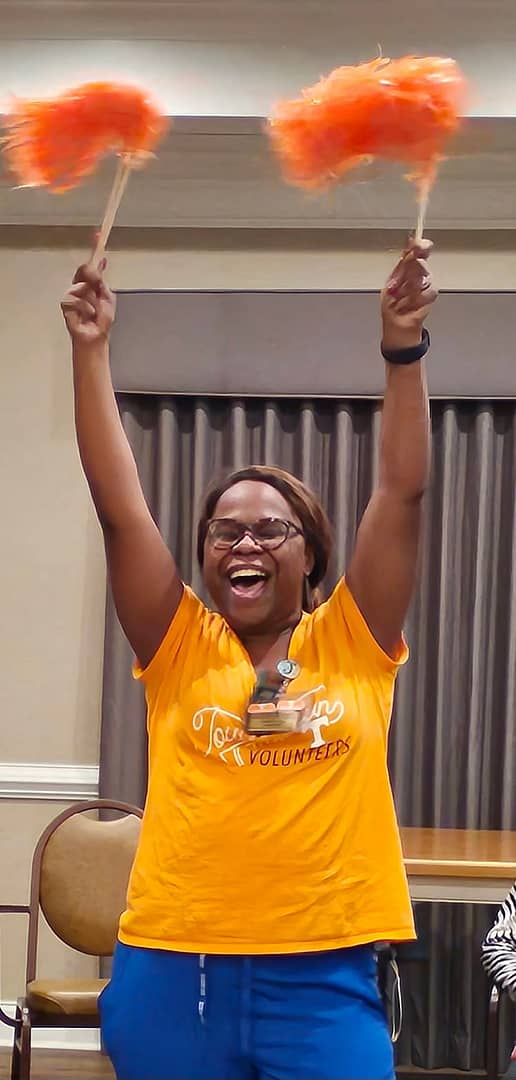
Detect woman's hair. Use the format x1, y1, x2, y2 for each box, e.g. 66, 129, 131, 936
196, 465, 333, 610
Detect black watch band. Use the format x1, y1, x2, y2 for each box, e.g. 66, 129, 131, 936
381, 327, 430, 365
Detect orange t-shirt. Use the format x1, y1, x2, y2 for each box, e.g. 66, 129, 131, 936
119, 578, 415, 954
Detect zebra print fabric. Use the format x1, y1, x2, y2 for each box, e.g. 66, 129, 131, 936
481, 882, 516, 998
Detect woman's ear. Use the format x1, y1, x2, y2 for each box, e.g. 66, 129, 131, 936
304, 545, 315, 580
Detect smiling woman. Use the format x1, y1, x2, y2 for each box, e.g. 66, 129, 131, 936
197, 465, 333, 635
61, 238, 436, 1080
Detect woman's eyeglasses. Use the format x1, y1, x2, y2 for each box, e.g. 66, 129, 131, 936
206, 517, 303, 551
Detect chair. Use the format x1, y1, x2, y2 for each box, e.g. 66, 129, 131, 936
486, 982, 516, 1080
0, 799, 143, 1080
486, 984, 501, 1080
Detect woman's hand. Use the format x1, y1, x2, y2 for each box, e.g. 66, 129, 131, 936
381, 239, 437, 350
61, 259, 116, 348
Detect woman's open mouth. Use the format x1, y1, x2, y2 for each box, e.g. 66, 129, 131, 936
227, 567, 269, 600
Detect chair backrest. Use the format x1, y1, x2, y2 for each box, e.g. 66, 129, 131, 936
26, 800, 143, 982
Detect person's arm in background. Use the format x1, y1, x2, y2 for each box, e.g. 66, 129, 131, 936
347, 239, 436, 658
61, 261, 183, 668
481, 882, 516, 999
481, 884, 516, 1080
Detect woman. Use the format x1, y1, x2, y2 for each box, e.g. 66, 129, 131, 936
61, 239, 436, 1080
482, 883, 516, 1080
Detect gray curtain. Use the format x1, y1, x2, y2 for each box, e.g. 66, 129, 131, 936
100, 395, 516, 1071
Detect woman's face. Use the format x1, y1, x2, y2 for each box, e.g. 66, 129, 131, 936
202, 480, 313, 636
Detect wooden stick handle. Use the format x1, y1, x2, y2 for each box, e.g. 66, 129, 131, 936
415, 174, 432, 243
93, 156, 132, 264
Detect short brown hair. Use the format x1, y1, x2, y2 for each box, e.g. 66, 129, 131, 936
197, 465, 333, 605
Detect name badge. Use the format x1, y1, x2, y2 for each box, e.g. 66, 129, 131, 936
245, 660, 305, 736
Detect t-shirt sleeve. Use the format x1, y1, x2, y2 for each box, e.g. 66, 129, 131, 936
133, 586, 207, 701
322, 576, 409, 675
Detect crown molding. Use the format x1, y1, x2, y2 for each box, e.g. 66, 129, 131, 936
0, 117, 515, 230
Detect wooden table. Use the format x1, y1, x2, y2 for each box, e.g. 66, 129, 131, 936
401, 827, 516, 904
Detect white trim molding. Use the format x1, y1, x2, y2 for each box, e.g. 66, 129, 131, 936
0, 763, 100, 801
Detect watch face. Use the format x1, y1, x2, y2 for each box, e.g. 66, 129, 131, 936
276, 659, 300, 681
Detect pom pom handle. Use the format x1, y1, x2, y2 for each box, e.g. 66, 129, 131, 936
93, 155, 132, 263
414, 180, 431, 241
415, 174, 431, 242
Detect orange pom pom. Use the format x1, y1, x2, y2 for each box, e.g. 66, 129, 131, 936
3, 81, 168, 191
268, 56, 467, 193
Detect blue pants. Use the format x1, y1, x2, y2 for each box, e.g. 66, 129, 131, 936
100, 941, 394, 1080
